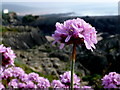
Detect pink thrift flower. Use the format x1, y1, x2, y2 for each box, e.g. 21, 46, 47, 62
25, 81, 37, 88
28, 72, 39, 82
102, 72, 120, 88
37, 77, 50, 88
60, 71, 80, 86
18, 83, 26, 88
52, 18, 97, 51
8, 79, 19, 88
0, 44, 6, 53
51, 80, 65, 88
12, 67, 25, 77
0, 44, 16, 67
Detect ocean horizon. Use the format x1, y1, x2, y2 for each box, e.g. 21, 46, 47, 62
2, 2, 118, 16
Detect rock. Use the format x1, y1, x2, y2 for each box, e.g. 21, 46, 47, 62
45, 36, 54, 42
75, 61, 90, 76
3, 26, 47, 49
44, 67, 58, 75
76, 34, 120, 75
50, 58, 61, 68
20, 54, 26, 58
49, 52, 69, 62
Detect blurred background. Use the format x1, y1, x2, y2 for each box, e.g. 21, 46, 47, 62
1, 0, 120, 88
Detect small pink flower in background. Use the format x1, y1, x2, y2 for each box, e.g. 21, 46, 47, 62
0, 44, 16, 68
0, 44, 6, 53
25, 81, 37, 88
12, 67, 25, 77
102, 72, 120, 88
37, 77, 50, 88
0, 66, 51, 88
8, 79, 19, 88
18, 83, 26, 88
51, 71, 93, 89
51, 71, 80, 88
60, 71, 80, 86
28, 72, 39, 82
51, 80, 65, 88
52, 18, 97, 51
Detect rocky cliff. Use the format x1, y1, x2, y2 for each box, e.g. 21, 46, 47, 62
2, 26, 47, 49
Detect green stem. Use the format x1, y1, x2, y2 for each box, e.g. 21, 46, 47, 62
71, 44, 76, 90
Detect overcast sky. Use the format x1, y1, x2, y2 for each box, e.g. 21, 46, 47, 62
1, 0, 119, 16
1, 0, 119, 2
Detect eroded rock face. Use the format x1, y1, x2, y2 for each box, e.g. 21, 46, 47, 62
2, 26, 47, 49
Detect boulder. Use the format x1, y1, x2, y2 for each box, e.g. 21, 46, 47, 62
49, 52, 69, 62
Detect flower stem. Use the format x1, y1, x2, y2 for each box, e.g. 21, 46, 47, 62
71, 44, 76, 90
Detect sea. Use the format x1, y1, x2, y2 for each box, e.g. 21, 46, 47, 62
2, 2, 118, 16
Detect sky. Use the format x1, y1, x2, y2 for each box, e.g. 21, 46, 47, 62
1, 0, 119, 16
1, 0, 120, 2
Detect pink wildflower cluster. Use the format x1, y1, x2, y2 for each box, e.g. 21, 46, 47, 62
102, 72, 120, 88
0, 44, 16, 68
51, 71, 92, 89
0, 67, 50, 89
52, 18, 97, 51
0, 68, 92, 89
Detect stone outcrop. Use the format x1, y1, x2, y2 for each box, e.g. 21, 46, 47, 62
2, 26, 47, 49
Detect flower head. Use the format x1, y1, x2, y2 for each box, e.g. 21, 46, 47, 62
37, 77, 50, 88
18, 83, 26, 88
19, 73, 28, 82
52, 18, 97, 51
28, 72, 39, 82
8, 79, 19, 88
12, 67, 25, 77
0, 66, 51, 89
60, 71, 80, 86
0, 44, 16, 68
25, 81, 37, 88
0, 44, 6, 53
51, 80, 65, 88
102, 72, 120, 88
1, 67, 13, 79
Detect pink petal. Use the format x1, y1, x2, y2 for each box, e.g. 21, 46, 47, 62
65, 35, 71, 42
52, 41, 56, 45
91, 43, 96, 49
84, 40, 92, 51
78, 34, 84, 38
59, 43, 65, 49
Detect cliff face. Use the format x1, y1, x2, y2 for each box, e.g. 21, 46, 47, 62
2, 26, 47, 49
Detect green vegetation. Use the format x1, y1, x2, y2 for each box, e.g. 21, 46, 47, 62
0, 25, 18, 33
22, 14, 39, 23
82, 74, 103, 88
